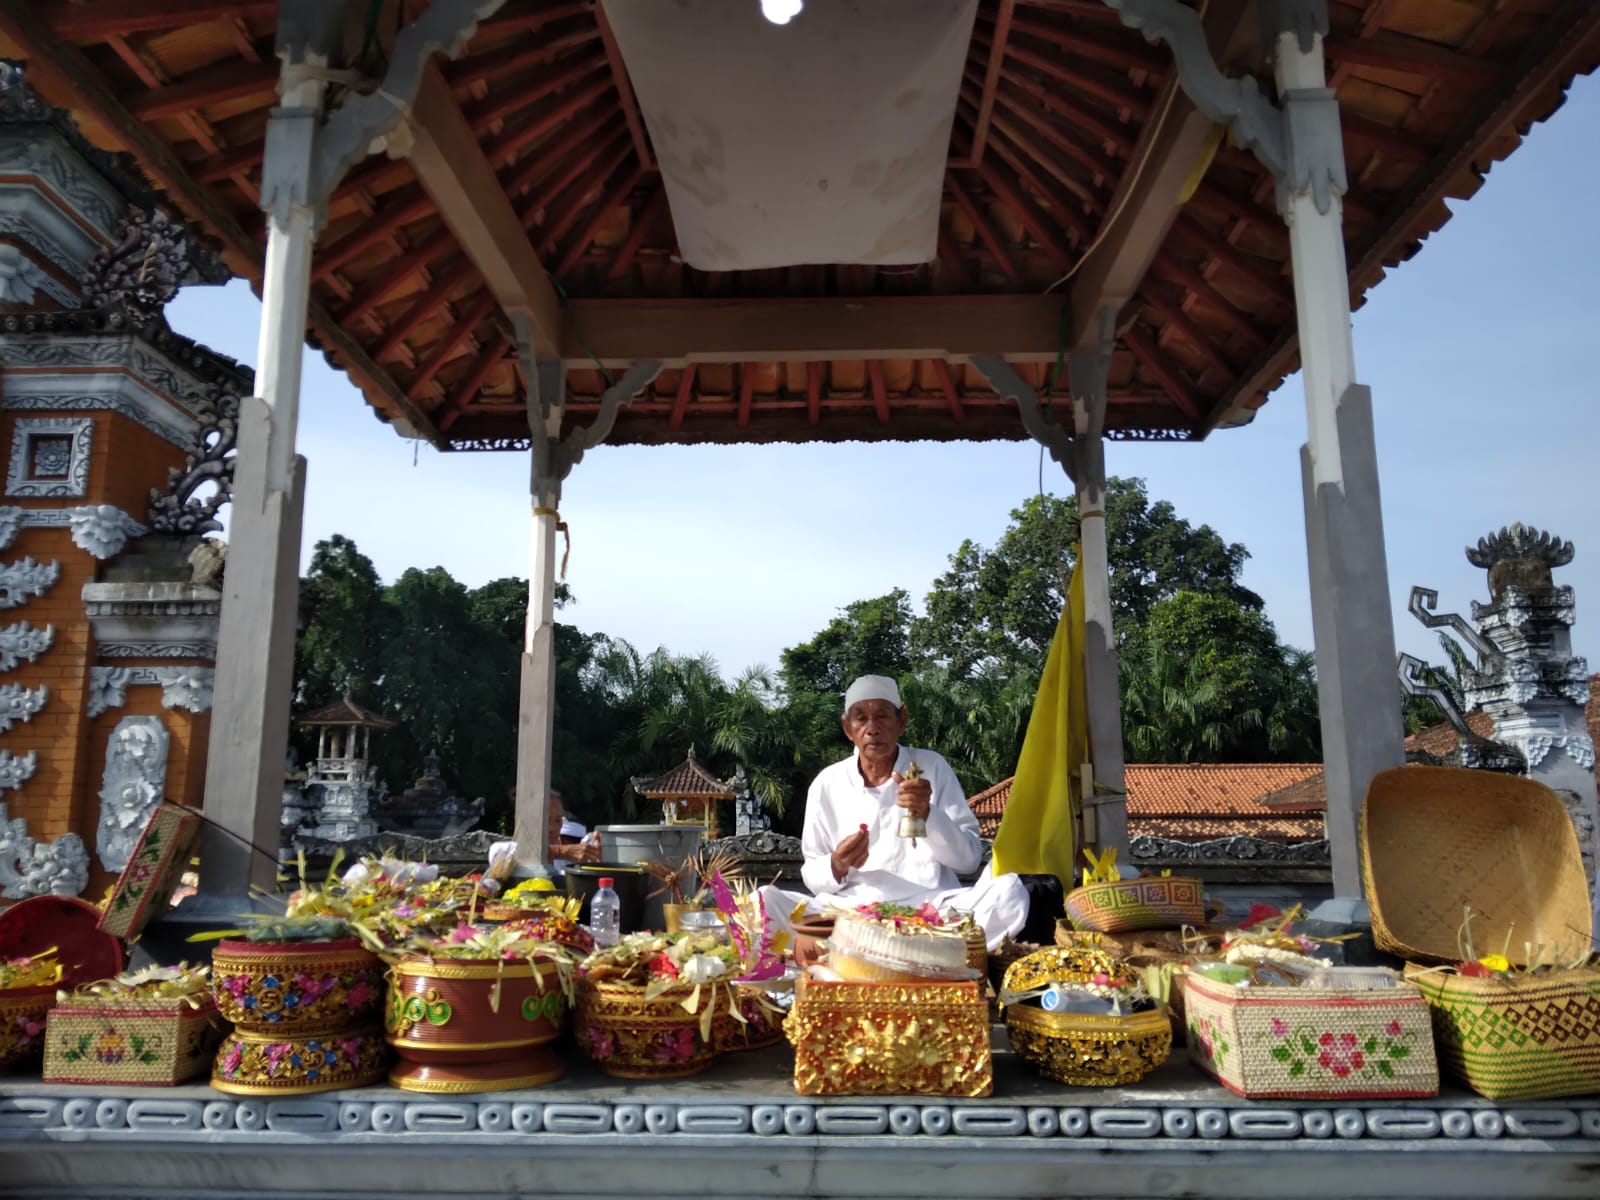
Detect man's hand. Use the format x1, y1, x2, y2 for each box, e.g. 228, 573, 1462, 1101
553, 840, 601, 864
893, 772, 931, 820
830, 827, 870, 882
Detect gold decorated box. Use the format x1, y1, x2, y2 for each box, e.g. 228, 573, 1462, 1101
784, 976, 991, 1097
43, 995, 223, 1086
97, 803, 202, 941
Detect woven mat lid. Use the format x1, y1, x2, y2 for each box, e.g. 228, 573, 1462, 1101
1361, 765, 1592, 965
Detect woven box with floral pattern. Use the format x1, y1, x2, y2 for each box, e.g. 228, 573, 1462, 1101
43, 995, 223, 1086
1183, 973, 1438, 1100
785, 976, 992, 1097
97, 803, 203, 941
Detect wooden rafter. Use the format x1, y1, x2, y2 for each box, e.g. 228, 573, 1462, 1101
1008, 14, 1168, 77
605, 185, 668, 282
866, 360, 892, 426
968, 0, 1015, 168
503, 106, 619, 197
1141, 290, 1237, 381
525, 130, 631, 240
593, 0, 652, 169
1123, 325, 1201, 422
337, 225, 455, 325
464, 55, 608, 134
553, 163, 644, 277
486, 75, 615, 168
438, 330, 512, 431
446, 25, 600, 88
805, 363, 822, 427
981, 122, 1096, 244
931, 357, 967, 424
406, 63, 566, 357
407, 290, 500, 400
371, 258, 481, 362
973, 154, 1076, 268
1151, 251, 1268, 348
946, 173, 1020, 278
737, 364, 755, 427
1324, 31, 1500, 86
39, 0, 276, 41
668, 363, 698, 430
0, 2, 445, 446
315, 187, 434, 283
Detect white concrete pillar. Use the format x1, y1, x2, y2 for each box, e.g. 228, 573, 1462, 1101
1274, 28, 1404, 898
1073, 431, 1128, 855
197, 65, 326, 895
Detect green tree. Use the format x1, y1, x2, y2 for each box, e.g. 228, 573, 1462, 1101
780, 589, 916, 698
295, 534, 391, 706
911, 479, 1262, 677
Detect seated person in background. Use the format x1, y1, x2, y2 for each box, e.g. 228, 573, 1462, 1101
764, 674, 1029, 951
546, 790, 600, 878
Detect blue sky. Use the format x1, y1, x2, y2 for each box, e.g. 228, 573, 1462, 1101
165, 72, 1600, 682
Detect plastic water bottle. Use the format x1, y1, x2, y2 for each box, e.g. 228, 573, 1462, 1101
590, 877, 621, 948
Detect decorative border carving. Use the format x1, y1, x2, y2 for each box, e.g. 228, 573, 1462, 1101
0, 1091, 1594, 1147
1129, 834, 1331, 865
0, 388, 193, 449
5, 416, 91, 498
96, 640, 217, 660
87, 665, 213, 717
0, 620, 52, 670
0, 683, 47, 733
0, 557, 59, 609
96, 715, 170, 873
0, 503, 148, 557
147, 384, 237, 535
0, 802, 88, 900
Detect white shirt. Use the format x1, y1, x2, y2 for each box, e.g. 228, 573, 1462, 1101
799, 744, 984, 904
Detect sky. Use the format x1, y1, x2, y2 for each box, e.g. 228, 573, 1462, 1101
164, 73, 1600, 682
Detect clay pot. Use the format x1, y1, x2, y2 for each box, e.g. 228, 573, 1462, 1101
0, 985, 55, 1072
211, 938, 383, 1036
574, 978, 717, 1079
210, 1026, 389, 1095
386, 955, 569, 1093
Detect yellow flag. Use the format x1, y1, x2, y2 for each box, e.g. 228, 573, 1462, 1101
992, 556, 1087, 888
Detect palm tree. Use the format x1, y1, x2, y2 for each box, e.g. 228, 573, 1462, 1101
1120, 638, 1260, 762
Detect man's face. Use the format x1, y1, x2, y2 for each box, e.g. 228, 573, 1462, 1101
546, 793, 564, 843
842, 699, 907, 757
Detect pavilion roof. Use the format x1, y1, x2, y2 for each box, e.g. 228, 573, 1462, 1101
4, 1, 1596, 451
300, 695, 397, 729
631, 748, 735, 799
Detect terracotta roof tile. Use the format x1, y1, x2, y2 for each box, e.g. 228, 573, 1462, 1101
299, 696, 395, 728
1129, 816, 1324, 843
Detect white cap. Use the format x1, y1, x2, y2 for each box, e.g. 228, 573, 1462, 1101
842, 674, 903, 715
559, 818, 587, 839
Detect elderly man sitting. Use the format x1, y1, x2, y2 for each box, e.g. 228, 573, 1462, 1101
765, 674, 1028, 950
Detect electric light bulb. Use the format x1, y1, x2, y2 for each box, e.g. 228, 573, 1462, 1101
760, 0, 803, 25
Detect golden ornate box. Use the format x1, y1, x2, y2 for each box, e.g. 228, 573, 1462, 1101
784, 976, 992, 1097
43, 995, 223, 1086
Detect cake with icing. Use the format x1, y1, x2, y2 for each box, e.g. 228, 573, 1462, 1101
826, 905, 972, 982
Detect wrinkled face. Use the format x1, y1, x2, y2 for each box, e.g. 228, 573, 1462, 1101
546, 792, 565, 843
842, 699, 908, 758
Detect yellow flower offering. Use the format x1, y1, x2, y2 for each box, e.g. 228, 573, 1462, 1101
1477, 953, 1511, 974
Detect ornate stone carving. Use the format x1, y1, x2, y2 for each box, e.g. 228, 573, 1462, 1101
86, 666, 130, 718
0, 683, 47, 733
5, 416, 92, 498
0, 620, 52, 670
0, 506, 19, 549
0, 557, 59, 608
0, 749, 38, 793
1467, 523, 1575, 571
0, 801, 89, 900
80, 207, 226, 319
0, 243, 74, 308
1129, 834, 1331, 865
152, 666, 214, 713
64, 504, 145, 559
148, 384, 237, 535
95, 716, 170, 872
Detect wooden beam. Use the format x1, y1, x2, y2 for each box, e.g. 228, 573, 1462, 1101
0, 2, 445, 447
866, 360, 891, 425
553, 163, 644, 277
464, 55, 608, 134
407, 290, 500, 400
1123, 326, 1202, 422
593, 0, 653, 169
196, 139, 265, 185
336, 225, 454, 325
128, 57, 279, 121
1324, 31, 1500, 87
969, 0, 1015, 168
438, 331, 512, 431
446, 25, 600, 88
805, 362, 822, 426
314, 186, 434, 283
931, 357, 966, 424
559, 295, 1067, 368
41, 0, 276, 41
371, 258, 481, 362
668, 363, 698, 430
1061, 0, 1256, 350
1008, 15, 1169, 76
405, 63, 566, 357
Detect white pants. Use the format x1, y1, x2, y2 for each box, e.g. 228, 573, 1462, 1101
762, 864, 1030, 950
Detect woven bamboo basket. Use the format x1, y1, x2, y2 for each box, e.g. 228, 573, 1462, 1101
573, 978, 717, 1079
1183, 972, 1438, 1099
1361, 766, 1593, 964
43, 996, 222, 1086
1063, 876, 1205, 933
1405, 964, 1600, 1099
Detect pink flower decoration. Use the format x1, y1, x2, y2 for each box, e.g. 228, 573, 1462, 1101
1319, 1032, 1334, 1048
221, 1044, 243, 1075
1385, 1020, 1402, 1036
586, 1028, 614, 1061
345, 982, 373, 1010
340, 1038, 364, 1060
1269, 1018, 1289, 1038
448, 924, 479, 944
